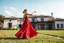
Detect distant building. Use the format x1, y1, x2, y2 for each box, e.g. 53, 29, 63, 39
29, 15, 55, 30
3, 9, 64, 29
4, 16, 23, 28
3, 15, 64, 30
29, 15, 64, 29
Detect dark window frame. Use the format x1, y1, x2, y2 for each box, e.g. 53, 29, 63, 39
61, 24, 63, 28
8, 23, 12, 28
41, 18, 44, 22
9, 20, 11, 22
32, 18, 35, 22
57, 24, 59, 28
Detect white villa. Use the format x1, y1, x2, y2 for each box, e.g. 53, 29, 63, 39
4, 16, 23, 28
3, 9, 64, 30
3, 15, 64, 30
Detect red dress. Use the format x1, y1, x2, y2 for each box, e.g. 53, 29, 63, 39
15, 16, 38, 39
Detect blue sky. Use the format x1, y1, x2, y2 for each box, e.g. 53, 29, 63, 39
0, 0, 64, 18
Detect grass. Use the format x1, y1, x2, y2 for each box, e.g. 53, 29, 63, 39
0, 30, 64, 43
38, 30, 64, 37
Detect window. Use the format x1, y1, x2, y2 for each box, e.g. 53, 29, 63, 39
41, 18, 44, 22
61, 24, 63, 28
57, 24, 59, 28
19, 24, 22, 28
37, 18, 41, 21
32, 24, 35, 28
32, 18, 35, 22
44, 18, 48, 21
19, 22, 22, 28
9, 20, 11, 22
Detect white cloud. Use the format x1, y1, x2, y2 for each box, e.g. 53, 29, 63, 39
24, 5, 28, 9
25, 5, 28, 8
9, 7, 17, 11
4, 7, 23, 17
5, 9, 14, 16
17, 12, 23, 17
5, 7, 7, 10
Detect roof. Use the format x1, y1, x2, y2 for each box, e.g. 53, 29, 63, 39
29, 15, 64, 21
54, 18, 64, 21
29, 15, 53, 18
4, 16, 23, 20
29, 15, 55, 21
4, 16, 64, 21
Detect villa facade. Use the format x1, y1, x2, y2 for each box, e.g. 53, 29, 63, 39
3, 15, 64, 30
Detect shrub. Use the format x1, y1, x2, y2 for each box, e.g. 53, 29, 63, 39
12, 28, 15, 30
1, 27, 19, 30
7, 28, 11, 30
56, 29, 64, 30
0, 26, 3, 30
10, 28, 18, 30
14, 28, 18, 30
3, 28, 7, 30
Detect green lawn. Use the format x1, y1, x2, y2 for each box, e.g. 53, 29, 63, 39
38, 30, 64, 37
0, 30, 64, 43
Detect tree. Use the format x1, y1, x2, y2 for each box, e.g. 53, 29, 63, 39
0, 14, 5, 23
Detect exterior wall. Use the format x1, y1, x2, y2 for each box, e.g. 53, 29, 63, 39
29, 18, 49, 22
4, 19, 18, 28
52, 22, 55, 29
55, 21, 64, 29
12, 20, 18, 28
4, 19, 9, 28
44, 18, 48, 21
29, 17, 54, 29
29, 18, 39, 22
17, 21, 23, 28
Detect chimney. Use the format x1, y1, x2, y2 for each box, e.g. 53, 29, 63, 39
51, 12, 53, 17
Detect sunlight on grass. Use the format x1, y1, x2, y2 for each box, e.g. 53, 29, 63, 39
0, 30, 64, 43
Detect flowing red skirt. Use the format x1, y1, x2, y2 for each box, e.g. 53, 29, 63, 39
15, 16, 38, 39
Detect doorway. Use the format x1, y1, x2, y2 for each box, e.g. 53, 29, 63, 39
19, 24, 22, 28
8, 23, 12, 28
40, 24, 45, 29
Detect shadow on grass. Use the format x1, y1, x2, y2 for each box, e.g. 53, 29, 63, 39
45, 34, 64, 39
0, 38, 28, 40
0, 37, 42, 40
39, 33, 64, 39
